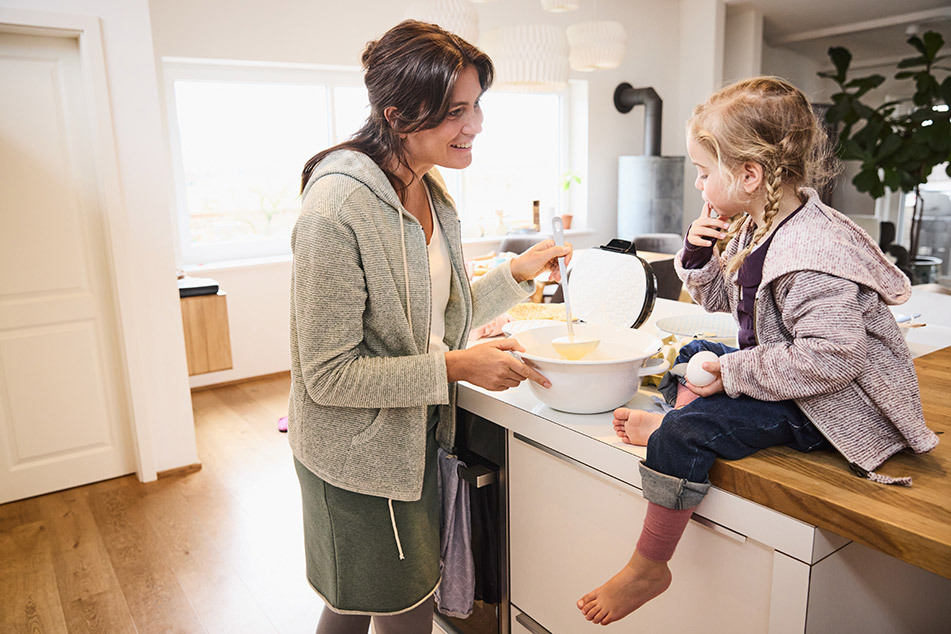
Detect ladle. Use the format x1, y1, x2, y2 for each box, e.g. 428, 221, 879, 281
550, 216, 600, 360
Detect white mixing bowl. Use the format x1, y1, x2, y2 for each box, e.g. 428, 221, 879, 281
512, 324, 669, 414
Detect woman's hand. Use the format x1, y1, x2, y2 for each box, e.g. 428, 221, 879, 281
687, 203, 732, 248
445, 339, 550, 391
509, 239, 571, 283
684, 358, 724, 396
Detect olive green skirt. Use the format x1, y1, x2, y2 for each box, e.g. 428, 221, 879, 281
293, 410, 440, 615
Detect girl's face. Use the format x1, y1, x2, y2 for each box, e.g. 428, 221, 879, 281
402, 66, 484, 174
687, 136, 745, 219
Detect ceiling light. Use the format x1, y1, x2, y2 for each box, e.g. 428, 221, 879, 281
404, 0, 479, 44
541, 0, 579, 12
566, 21, 626, 71
480, 25, 570, 92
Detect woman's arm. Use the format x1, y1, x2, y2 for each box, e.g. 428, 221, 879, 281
469, 240, 568, 328
292, 197, 449, 409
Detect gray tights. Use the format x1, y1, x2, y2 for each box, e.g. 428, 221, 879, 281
315, 597, 434, 634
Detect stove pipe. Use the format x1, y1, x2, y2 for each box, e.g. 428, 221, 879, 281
613, 83, 662, 156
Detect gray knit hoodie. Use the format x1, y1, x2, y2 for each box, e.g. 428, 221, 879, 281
675, 189, 938, 484
288, 150, 533, 501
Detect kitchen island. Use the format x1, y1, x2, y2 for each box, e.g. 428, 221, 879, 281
459, 297, 951, 634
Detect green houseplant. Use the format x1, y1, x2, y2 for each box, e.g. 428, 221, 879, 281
559, 169, 583, 229
818, 30, 951, 283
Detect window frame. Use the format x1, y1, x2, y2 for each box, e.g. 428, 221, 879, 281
442, 80, 588, 240
162, 58, 588, 265
162, 58, 365, 266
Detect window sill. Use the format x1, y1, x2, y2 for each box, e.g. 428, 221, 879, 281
183, 253, 292, 274
181, 228, 599, 272
463, 227, 595, 251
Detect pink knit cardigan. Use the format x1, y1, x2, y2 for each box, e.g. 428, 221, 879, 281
675, 189, 939, 484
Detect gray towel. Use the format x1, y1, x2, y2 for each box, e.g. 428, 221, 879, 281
435, 448, 475, 618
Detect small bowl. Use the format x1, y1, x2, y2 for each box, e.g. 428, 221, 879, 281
512, 324, 669, 414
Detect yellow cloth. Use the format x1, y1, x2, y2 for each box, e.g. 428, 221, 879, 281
642, 334, 689, 388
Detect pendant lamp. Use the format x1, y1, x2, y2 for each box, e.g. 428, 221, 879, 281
541, 0, 579, 11
566, 20, 626, 71
404, 0, 479, 44
480, 25, 570, 92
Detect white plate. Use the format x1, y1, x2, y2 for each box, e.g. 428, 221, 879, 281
502, 320, 565, 337
654, 313, 738, 342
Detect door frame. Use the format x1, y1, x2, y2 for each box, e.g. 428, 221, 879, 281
0, 8, 157, 481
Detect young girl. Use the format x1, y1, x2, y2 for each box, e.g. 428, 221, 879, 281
577, 77, 939, 625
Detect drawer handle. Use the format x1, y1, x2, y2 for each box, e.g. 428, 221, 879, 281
692, 515, 747, 543
515, 612, 552, 634
457, 463, 496, 488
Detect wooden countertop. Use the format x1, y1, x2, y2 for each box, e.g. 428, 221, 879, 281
709, 345, 951, 579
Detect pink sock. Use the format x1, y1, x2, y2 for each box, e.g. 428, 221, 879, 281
635, 502, 694, 562
674, 382, 701, 408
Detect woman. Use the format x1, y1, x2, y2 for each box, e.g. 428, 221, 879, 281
289, 20, 570, 634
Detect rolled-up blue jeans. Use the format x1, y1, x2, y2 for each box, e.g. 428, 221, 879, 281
639, 340, 827, 510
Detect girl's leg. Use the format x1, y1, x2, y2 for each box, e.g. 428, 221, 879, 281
315, 609, 370, 634
371, 597, 434, 634
582, 394, 823, 623
577, 501, 691, 625
646, 392, 824, 484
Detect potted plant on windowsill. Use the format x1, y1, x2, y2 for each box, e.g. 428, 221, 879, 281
559, 169, 583, 229
818, 30, 950, 284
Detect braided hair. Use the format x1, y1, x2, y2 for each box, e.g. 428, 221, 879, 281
687, 77, 838, 273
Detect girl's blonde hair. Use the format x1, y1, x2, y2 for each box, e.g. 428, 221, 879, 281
687, 77, 839, 273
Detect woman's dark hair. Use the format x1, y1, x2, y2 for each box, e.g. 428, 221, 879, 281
300, 20, 494, 198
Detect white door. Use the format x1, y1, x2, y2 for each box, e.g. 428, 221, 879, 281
0, 31, 135, 503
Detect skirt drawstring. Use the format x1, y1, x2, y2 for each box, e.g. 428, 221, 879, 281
388, 498, 406, 560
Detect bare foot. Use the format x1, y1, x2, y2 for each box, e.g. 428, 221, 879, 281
577, 551, 672, 625
612, 408, 664, 446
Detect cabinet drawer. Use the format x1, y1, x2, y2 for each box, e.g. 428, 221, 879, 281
509, 433, 774, 634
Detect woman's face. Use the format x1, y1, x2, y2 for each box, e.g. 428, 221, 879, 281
402, 66, 484, 174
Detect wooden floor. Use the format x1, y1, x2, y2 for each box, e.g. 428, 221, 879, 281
0, 374, 328, 633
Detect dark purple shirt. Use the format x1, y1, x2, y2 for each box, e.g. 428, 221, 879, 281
682, 204, 804, 349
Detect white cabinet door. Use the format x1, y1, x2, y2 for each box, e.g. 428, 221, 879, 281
509, 433, 775, 634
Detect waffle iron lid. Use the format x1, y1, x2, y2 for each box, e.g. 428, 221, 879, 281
565, 239, 657, 329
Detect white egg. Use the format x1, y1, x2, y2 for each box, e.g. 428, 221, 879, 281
685, 350, 719, 387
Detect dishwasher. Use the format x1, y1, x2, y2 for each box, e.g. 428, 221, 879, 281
434, 408, 510, 634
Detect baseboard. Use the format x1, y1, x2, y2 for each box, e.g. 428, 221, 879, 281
190, 370, 291, 393
157, 462, 202, 479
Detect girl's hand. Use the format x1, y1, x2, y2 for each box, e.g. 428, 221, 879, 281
509, 239, 572, 283
445, 339, 551, 391
684, 358, 724, 396
686, 203, 732, 248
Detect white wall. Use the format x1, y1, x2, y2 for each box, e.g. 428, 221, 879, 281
148, 0, 724, 387
761, 43, 828, 102
678, 0, 725, 231
723, 5, 762, 84
0, 0, 198, 475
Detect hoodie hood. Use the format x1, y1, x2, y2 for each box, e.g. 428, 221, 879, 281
301, 149, 454, 221
758, 189, 911, 305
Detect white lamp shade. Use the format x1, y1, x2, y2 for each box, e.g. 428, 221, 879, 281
404, 0, 479, 44
481, 25, 570, 92
540, 0, 578, 11
566, 21, 627, 71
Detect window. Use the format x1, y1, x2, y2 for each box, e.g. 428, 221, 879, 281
442, 84, 586, 239
164, 59, 367, 265
164, 59, 585, 265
